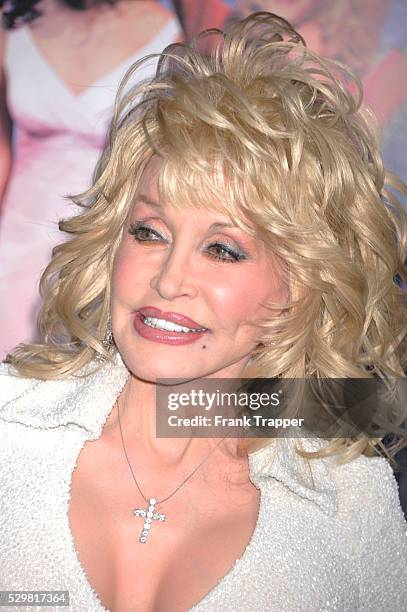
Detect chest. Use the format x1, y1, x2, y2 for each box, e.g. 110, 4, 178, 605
25, 4, 174, 96
1, 424, 362, 611
68, 441, 261, 611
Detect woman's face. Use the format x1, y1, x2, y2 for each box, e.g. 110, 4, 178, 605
111, 160, 288, 382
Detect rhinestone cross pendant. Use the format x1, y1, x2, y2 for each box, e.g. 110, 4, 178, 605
133, 498, 166, 543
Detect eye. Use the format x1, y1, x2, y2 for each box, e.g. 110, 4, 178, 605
205, 241, 247, 263
128, 222, 165, 242
128, 221, 247, 263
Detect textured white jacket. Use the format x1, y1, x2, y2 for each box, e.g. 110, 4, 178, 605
1, 352, 407, 612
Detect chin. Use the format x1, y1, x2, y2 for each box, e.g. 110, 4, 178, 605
121, 352, 208, 384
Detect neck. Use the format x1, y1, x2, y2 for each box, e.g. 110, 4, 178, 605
103, 373, 246, 472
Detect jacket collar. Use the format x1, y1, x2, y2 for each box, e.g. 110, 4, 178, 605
0, 353, 337, 516
0, 351, 129, 438
248, 436, 338, 516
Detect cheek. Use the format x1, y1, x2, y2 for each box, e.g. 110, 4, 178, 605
216, 266, 286, 329
207, 268, 280, 325
111, 248, 133, 294
111, 246, 151, 297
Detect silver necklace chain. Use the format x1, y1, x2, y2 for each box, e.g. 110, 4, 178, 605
116, 394, 229, 543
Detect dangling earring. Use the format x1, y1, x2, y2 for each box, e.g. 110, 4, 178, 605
103, 317, 114, 349
96, 316, 115, 362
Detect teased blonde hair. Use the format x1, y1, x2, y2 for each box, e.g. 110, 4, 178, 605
6, 12, 407, 464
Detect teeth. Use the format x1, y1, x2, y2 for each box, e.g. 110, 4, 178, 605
143, 316, 206, 333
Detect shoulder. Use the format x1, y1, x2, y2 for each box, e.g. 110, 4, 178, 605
319, 450, 407, 610
313, 444, 407, 607
276, 436, 407, 537
0, 354, 130, 438
330, 451, 406, 528
324, 448, 406, 539
329, 451, 407, 604
0, 361, 46, 406
250, 436, 405, 526
0, 361, 62, 444
0, 360, 81, 431
345, 455, 407, 606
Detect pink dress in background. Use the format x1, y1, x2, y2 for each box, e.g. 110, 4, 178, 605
0, 17, 182, 359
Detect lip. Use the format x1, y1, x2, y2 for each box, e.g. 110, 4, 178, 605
134, 310, 209, 346
137, 306, 207, 330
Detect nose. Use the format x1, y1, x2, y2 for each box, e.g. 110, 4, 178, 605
150, 242, 199, 301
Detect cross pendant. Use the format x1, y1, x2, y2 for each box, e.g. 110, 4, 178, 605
133, 498, 166, 543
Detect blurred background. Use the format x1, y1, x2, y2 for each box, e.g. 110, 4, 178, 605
1, 0, 406, 359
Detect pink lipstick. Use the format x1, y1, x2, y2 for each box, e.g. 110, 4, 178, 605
134, 306, 209, 346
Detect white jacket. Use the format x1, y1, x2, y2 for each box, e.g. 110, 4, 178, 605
1, 352, 407, 612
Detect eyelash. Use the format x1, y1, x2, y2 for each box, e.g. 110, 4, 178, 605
128, 222, 247, 263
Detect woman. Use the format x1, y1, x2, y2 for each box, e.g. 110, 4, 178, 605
0, 0, 182, 358
1, 11, 407, 612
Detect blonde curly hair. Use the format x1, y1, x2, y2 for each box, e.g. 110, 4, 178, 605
5, 12, 407, 465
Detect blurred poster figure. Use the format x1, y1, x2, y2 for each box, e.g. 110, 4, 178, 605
376, 0, 407, 193
0, 0, 182, 359
229, 0, 407, 207
171, 0, 232, 42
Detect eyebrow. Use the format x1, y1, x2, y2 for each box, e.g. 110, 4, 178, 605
134, 194, 236, 230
